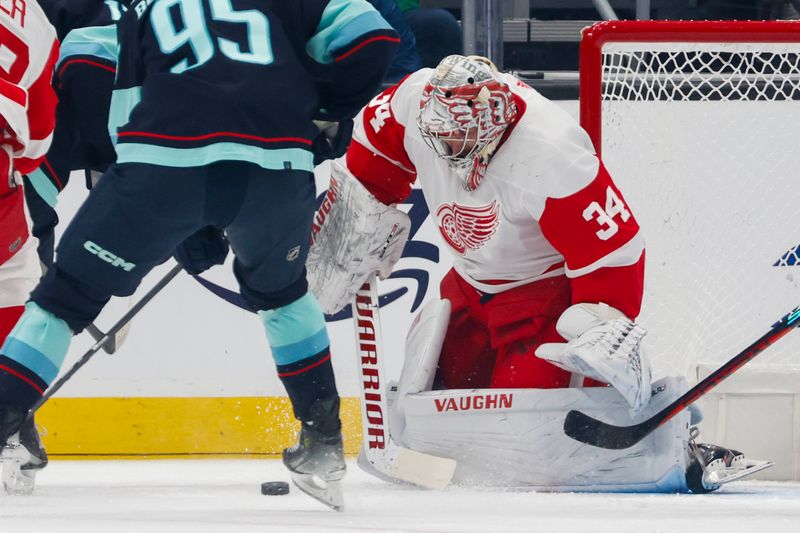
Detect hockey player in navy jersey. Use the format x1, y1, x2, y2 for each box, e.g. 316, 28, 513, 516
25, 0, 123, 267
0, 0, 399, 510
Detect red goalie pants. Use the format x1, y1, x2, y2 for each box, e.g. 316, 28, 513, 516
0, 168, 31, 345
0, 148, 28, 266
435, 269, 605, 390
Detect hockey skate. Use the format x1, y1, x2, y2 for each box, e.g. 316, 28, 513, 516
283, 426, 346, 511
1, 409, 48, 496
282, 397, 346, 511
685, 427, 773, 494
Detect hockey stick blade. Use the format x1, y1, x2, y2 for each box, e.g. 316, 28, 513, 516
85, 323, 111, 352
85, 291, 138, 354
85, 322, 128, 354
390, 447, 456, 489
563, 410, 661, 450
564, 304, 800, 449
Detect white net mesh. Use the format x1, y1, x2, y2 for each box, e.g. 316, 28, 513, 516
603, 42, 800, 102
596, 41, 800, 380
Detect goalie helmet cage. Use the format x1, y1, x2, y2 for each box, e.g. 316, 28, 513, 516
578, 20, 800, 383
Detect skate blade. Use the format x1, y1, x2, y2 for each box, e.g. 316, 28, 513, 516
1, 451, 36, 496
706, 460, 775, 485
111, 321, 133, 353
289, 472, 344, 512
2, 464, 36, 495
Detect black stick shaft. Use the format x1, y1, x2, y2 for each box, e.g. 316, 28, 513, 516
654, 320, 797, 429
27, 264, 183, 417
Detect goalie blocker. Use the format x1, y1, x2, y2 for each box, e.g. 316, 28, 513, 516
307, 161, 410, 315
367, 298, 772, 492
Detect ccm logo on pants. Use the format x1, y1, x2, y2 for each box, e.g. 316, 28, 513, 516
83, 241, 136, 271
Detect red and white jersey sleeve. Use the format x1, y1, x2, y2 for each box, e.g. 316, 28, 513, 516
536, 159, 644, 319
346, 74, 421, 204
0, 0, 58, 174
345, 70, 645, 319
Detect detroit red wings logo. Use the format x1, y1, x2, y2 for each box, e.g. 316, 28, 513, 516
436, 201, 500, 255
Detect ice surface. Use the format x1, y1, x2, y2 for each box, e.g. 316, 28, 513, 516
1, 459, 799, 532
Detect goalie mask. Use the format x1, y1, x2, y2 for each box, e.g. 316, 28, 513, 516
417, 55, 518, 191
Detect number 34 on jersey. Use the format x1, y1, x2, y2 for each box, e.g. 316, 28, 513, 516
583, 186, 632, 241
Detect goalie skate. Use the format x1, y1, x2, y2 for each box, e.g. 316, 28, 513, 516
685, 429, 773, 494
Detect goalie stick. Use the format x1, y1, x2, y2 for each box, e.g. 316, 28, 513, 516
351, 275, 457, 489
564, 304, 800, 450
26, 264, 183, 418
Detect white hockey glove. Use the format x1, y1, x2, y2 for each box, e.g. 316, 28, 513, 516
306, 161, 410, 314
535, 303, 652, 411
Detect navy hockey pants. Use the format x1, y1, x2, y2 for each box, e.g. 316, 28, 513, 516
31, 161, 316, 332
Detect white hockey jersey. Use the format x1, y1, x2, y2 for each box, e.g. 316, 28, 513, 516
347, 69, 645, 318
0, 0, 58, 173
1, 0, 58, 286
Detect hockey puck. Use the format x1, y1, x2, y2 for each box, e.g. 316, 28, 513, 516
260, 481, 290, 496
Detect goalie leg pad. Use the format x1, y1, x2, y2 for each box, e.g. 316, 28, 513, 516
399, 298, 451, 394
391, 298, 451, 441
397, 376, 691, 491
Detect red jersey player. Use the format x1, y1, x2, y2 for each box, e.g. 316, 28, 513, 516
308, 55, 770, 493
0, 0, 59, 495
314, 54, 650, 408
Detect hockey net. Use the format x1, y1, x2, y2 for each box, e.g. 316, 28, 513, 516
580, 21, 800, 381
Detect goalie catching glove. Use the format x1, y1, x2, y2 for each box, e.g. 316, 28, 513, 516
536, 303, 651, 411
306, 162, 410, 315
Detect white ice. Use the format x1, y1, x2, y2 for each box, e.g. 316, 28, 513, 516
2, 459, 800, 532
